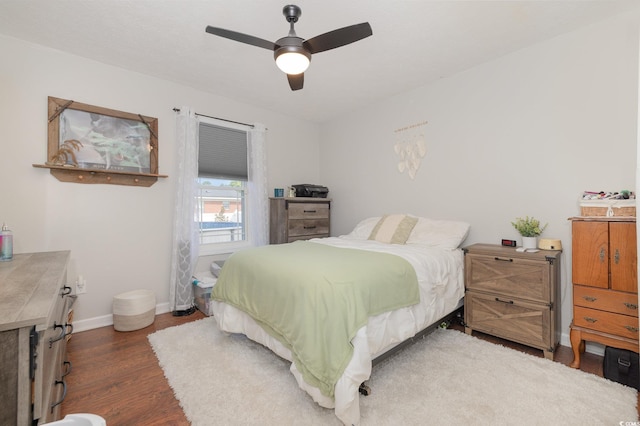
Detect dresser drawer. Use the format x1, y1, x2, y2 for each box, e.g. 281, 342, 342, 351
573, 306, 640, 340
465, 253, 551, 304
465, 291, 552, 350
288, 219, 329, 237
573, 285, 638, 317
34, 290, 73, 424
288, 202, 329, 220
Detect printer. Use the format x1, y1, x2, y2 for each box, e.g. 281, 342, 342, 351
292, 184, 329, 198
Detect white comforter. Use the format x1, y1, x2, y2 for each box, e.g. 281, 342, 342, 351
211, 236, 465, 425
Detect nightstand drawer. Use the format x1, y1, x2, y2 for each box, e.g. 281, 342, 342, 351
288, 203, 329, 220
288, 219, 329, 237
573, 285, 638, 317
573, 306, 640, 340
465, 291, 552, 350
465, 253, 551, 303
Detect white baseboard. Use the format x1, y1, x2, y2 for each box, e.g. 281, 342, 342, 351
72, 302, 171, 333
560, 331, 605, 357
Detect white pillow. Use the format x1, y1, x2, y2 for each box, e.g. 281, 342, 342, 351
368, 214, 418, 244
406, 217, 470, 249
344, 217, 382, 239
345, 215, 470, 248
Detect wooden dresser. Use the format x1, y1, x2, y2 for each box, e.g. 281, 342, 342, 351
0, 251, 74, 425
569, 217, 638, 369
463, 243, 562, 359
269, 197, 331, 244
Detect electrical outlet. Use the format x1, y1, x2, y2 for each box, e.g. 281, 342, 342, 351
76, 275, 87, 294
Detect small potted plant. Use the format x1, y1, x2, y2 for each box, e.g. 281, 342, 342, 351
511, 216, 547, 249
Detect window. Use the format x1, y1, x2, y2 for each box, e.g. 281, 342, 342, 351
196, 178, 245, 245
196, 119, 250, 254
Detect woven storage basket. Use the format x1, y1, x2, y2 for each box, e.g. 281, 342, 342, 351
580, 200, 636, 217
113, 289, 156, 332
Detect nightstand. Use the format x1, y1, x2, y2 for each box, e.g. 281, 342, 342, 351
463, 243, 562, 359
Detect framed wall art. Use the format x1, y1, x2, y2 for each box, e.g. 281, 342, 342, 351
34, 96, 166, 187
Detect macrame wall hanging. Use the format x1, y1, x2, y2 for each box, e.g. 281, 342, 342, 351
393, 120, 427, 180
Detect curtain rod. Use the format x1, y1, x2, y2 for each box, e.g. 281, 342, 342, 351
172, 107, 254, 128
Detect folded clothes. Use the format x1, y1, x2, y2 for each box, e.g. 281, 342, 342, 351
582, 190, 634, 200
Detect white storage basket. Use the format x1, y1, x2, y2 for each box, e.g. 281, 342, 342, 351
112, 289, 156, 332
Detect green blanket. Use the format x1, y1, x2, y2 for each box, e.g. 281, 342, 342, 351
211, 241, 419, 398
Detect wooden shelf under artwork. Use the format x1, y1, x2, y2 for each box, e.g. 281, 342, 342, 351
33, 164, 168, 187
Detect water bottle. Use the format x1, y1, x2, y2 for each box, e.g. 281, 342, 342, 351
0, 223, 12, 261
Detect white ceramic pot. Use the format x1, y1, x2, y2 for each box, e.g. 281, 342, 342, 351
522, 236, 538, 250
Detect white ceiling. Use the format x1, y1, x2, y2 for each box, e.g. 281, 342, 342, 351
1, 0, 639, 123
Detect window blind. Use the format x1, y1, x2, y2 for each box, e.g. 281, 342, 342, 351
198, 122, 248, 180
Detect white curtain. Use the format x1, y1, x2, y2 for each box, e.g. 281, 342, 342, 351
169, 111, 268, 312
247, 123, 268, 247
169, 107, 199, 312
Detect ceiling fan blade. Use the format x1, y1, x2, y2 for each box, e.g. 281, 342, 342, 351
287, 73, 304, 91
205, 26, 277, 51
303, 22, 372, 54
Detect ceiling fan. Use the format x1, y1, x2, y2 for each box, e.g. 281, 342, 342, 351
205, 4, 372, 91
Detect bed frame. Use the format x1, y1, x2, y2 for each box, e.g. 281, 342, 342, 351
359, 306, 464, 396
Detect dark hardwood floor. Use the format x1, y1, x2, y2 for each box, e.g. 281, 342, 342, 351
62, 311, 207, 425
62, 311, 608, 424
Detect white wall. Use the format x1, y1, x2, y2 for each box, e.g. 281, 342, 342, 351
0, 35, 320, 329
2, 9, 638, 345
319, 11, 640, 349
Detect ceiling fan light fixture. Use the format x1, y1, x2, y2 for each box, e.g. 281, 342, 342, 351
206, 5, 372, 90
275, 48, 310, 75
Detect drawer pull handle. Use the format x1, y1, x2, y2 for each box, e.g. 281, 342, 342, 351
599, 248, 606, 263
303, 210, 317, 213
624, 302, 638, 310
624, 325, 639, 333
582, 296, 597, 303
49, 323, 65, 348
614, 249, 620, 264
303, 226, 317, 230
494, 257, 513, 262
584, 317, 598, 323
495, 297, 514, 304
49, 322, 74, 348
62, 360, 72, 378
51, 380, 67, 412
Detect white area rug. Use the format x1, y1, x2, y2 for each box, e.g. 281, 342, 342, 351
148, 317, 637, 425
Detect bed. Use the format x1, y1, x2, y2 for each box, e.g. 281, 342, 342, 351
211, 214, 469, 425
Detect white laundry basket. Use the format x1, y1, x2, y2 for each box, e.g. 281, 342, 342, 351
112, 289, 156, 332
42, 413, 106, 425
